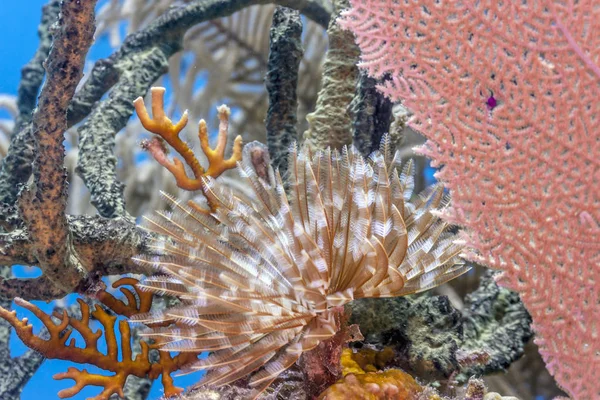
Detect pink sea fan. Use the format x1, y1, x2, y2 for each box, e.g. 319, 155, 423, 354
340, 1, 600, 398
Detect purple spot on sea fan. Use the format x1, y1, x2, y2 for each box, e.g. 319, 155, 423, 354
486, 95, 497, 110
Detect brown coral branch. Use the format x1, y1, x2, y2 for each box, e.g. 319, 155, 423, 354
0, 1, 60, 207
0, 215, 153, 301
13, 0, 61, 132
17, 0, 98, 294
0, 275, 65, 302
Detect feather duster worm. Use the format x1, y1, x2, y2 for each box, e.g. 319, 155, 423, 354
132, 139, 468, 397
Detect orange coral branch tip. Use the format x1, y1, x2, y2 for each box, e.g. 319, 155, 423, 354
97, 277, 154, 317
14, 297, 70, 332
198, 107, 243, 177
111, 277, 140, 288
216, 104, 231, 154
54, 367, 126, 399
133, 87, 189, 138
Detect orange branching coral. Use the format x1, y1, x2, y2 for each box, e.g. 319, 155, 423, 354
134, 87, 243, 192
0, 279, 197, 400
319, 348, 434, 400
97, 277, 172, 329
132, 136, 468, 398
96, 277, 153, 317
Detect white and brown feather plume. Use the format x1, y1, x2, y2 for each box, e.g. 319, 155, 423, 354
132, 138, 468, 396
